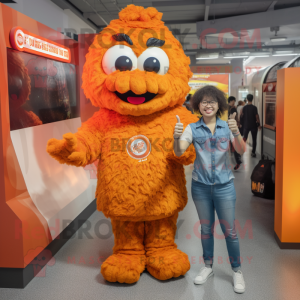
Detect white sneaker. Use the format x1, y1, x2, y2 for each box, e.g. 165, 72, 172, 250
194, 267, 214, 285
233, 270, 246, 293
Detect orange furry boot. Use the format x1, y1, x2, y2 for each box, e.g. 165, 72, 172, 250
144, 212, 190, 280
101, 219, 146, 284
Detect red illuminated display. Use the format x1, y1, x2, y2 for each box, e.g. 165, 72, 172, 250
10, 26, 71, 63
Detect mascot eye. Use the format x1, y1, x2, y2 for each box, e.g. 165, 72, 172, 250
137, 47, 169, 75
102, 45, 137, 75
115, 56, 132, 72
144, 57, 160, 73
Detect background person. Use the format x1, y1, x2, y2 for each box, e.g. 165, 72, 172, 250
237, 100, 245, 137
173, 86, 246, 294
183, 94, 194, 113
240, 94, 262, 158
228, 96, 242, 170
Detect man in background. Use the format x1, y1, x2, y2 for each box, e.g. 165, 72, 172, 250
237, 100, 246, 137
240, 94, 262, 158
183, 94, 194, 113
228, 96, 242, 170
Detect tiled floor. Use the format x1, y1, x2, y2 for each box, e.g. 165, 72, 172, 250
1, 148, 300, 300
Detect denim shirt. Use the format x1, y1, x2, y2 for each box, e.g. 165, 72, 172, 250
190, 117, 234, 185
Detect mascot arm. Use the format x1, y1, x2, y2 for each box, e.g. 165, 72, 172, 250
47, 115, 102, 167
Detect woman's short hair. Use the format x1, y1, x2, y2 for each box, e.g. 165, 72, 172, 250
191, 85, 228, 118
237, 100, 244, 106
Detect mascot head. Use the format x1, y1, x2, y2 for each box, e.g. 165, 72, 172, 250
82, 4, 192, 116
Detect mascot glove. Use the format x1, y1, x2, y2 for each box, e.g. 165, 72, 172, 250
47, 132, 87, 167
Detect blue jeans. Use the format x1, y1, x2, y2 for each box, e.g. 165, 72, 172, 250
191, 179, 241, 271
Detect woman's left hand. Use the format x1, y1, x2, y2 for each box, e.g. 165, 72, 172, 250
228, 112, 239, 133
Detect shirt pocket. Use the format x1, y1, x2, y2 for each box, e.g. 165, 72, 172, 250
194, 137, 208, 152
216, 136, 230, 152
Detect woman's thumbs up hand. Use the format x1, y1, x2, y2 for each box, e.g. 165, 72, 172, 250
228, 112, 239, 133
174, 115, 183, 139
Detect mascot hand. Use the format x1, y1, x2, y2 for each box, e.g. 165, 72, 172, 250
47, 133, 87, 167
173, 115, 183, 139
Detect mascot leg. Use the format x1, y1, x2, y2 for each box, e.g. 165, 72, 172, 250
101, 219, 146, 284
144, 212, 190, 280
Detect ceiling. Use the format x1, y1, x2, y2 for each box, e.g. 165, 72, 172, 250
51, 0, 300, 65
51, 0, 300, 28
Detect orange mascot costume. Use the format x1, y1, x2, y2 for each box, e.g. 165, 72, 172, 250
47, 4, 199, 284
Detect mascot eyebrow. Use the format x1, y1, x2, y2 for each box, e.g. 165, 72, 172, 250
112, 34, 165, 47
112, 33, 133, 45
146, 38, 165, 47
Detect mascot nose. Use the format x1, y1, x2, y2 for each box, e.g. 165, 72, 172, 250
105, 69, 170, 95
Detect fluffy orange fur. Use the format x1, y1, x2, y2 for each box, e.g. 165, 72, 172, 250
47, 4, 198, 283
101, 212, 190, 283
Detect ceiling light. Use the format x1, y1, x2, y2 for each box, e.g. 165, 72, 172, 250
270, 37, 287, 42
227, 52, 250, 55
196, 52, 219, 60
249, 52, 270, 56
224, 56, 248, 59
251, 55, 270, 58
196, 57, 217, 60
273, 53, 299, 56
275, 51, 293, 54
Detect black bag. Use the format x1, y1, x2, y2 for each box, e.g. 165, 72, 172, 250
250, 155, 275, 200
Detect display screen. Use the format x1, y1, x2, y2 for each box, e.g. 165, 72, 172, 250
7, 48, 79, 131
265, 101, 276, 129
263, 88, 276, 130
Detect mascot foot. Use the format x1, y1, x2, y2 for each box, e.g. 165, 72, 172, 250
146, 248, 190, 280
101, 254, 146, 284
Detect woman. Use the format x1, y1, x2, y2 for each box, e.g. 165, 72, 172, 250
173, 86, 246, 294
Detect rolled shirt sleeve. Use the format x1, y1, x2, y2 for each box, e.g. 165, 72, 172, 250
179, 124, 193, 144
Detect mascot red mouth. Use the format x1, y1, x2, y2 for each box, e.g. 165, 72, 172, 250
128, 97, 145, 104
114, 90, 157, 105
